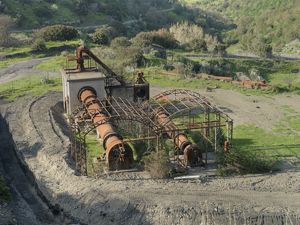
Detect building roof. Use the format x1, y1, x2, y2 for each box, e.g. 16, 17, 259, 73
61, 69, 106, 81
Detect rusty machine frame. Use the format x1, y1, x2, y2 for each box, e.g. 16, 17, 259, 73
70, 88, 233, 176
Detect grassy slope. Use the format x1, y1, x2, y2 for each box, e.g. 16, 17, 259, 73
0, 40, 80, 69
0, 75, 61, 102
2, 0, 196, 29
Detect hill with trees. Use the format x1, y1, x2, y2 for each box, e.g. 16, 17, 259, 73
0, 0, 230, 36
181, 0, 300, 54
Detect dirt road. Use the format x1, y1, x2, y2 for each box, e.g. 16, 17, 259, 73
1, 90, 299, 225
0, 57, 54, 83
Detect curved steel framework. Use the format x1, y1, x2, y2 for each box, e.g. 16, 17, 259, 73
70, 89, 233, 176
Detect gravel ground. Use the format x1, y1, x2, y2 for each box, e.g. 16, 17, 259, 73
0, 90, 300, 225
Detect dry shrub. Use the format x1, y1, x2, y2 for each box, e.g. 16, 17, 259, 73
144, 151, 170, 179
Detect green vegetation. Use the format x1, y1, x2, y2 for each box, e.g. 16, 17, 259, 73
0, 0, 226, 35
0, 75, 62, 102
34, 55, 66, 71
144, 151, 170, 178
0, 176, 10, 202
0, 40, 80, 69
36, 25, 78, 41
85, 134, 104, 175
218, 106, 300, 175
181, 0, 300, 53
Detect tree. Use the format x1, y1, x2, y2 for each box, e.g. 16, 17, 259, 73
213, 44, 227, 56
31, 38, 47, 52
37, 25, 78, 41
111, 37, 131, 48
0, 15, 13, 47
170, 22, 204, 46
189, 38, 207, 52
251, 37, 273, 58
92, 26, 116, 45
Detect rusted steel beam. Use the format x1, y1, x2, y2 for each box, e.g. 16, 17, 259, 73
153, 108, 203, 167
78, 87, 133, 171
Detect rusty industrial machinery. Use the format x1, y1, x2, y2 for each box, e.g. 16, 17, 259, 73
76, 45, 126, 85
78, 87, 133, 170
153, 108, 202, 166
65, 46, 233, 175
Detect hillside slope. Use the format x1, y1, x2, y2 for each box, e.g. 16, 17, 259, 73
0, 0, 229, 36
181, 0, 300, 51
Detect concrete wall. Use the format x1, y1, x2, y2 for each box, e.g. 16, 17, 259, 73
63, 78, 106, 115
110, 86, 134, 102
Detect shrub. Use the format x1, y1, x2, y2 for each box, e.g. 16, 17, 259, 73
188, 38, 207, 52
213, 44, 227, 56
110, 36, 131, 48
0, 15, 13, 47
170, 22, 204, 45
144, 151, 170, 179
92, 26, 116, 45
132, 29, 177, 49
37, 25, 78, 41
0, 176, 10, 202
120, 47, 145, 67
151, 29, 177, 49
217, 147, 279, 175
31, 38, 47, 52
132, 32, 154, 48
33, 5, 53, 18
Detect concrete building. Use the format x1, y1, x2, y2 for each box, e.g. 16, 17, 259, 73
61, 69, 106, 115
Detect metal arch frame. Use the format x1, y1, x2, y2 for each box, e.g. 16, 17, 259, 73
69, 89, 234, 176
151, 89, 231, 118
149, 89, 234, 145
71, 97, 164, 137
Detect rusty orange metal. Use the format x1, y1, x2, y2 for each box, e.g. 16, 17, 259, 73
154, 109, 203, 167
79, 87, 133, 170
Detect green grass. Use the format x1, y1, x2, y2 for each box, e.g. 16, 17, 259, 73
34, 55, 66, 71
85, 134, 104, 175
234, 125, 300, 158
0, 176, 10, 202
143, 67, 284, 96
234, 106, 300, 159
0, 40, 80, 69
0, 75, 62, 102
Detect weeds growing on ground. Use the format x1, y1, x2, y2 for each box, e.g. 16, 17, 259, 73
0, 176, 10, 202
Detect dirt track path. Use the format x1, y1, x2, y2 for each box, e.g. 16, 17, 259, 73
0, 57, 53, 83
1, 91, 300, 225
0, 115, 58, 225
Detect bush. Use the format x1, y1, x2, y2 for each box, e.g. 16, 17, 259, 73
110, 36, 131, 48
170, 22, 204, 45
217, 147, 279, 175
0, 176, 10, 202
213, 44, 227, 56
37, 25, 78, 41
132, 29, 177, 49
132, 32, 154, 48
92, 26, 116, 45
151, 29, 177, 49
31, 38, 47, 52
0, 15, 13, 47
188, 38, 207, 52
144, 151, 170, 179
251, 37, 273, 58
120, 47, 145, 67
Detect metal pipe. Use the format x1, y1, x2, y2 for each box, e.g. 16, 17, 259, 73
154, 109, 203, 167
78, 87, 133, 170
